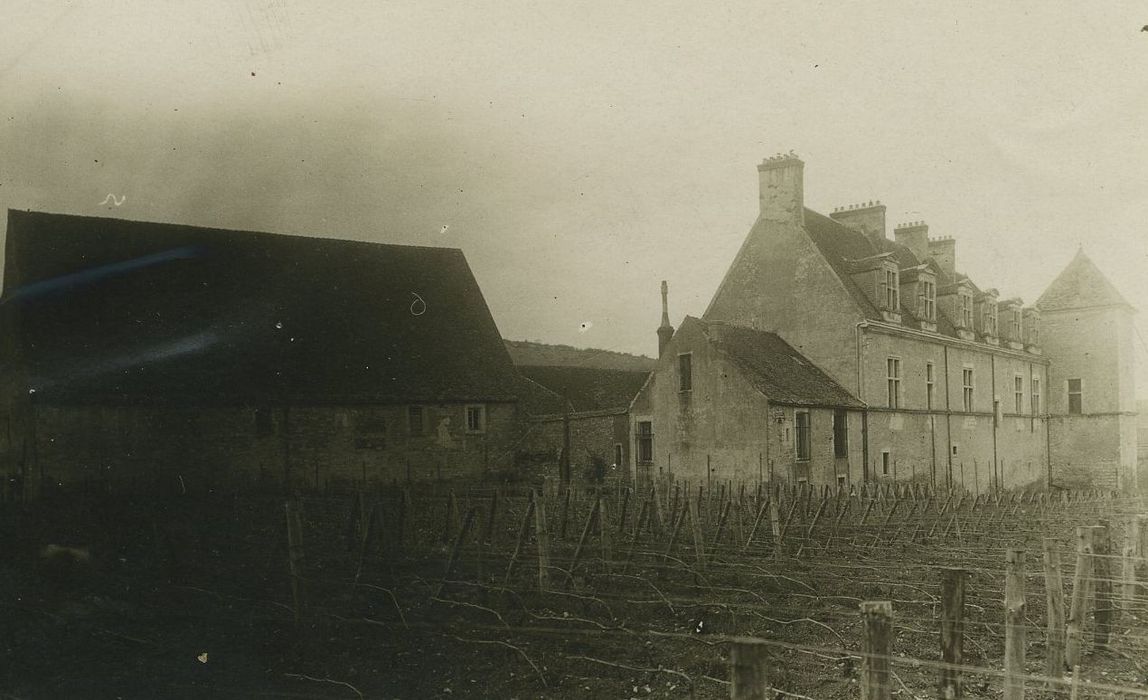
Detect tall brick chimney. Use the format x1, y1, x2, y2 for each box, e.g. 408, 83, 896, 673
927, 236, 956, 278
830, 201, 886, 248
657, 280, 674, 357
893, 221, 929, 262
757, 153, 804, 226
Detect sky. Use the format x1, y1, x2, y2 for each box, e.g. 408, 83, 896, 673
2, 1, 1147, 388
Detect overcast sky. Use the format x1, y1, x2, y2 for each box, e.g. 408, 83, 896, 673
2, 1, 1147, 388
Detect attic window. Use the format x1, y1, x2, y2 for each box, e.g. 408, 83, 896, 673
959, 292, 973, 328
882, 268, 899, 310
918, 279, 936, 322
982, 302, 998, 336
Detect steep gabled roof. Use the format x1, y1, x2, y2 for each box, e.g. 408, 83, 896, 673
691, 317, 864, 408
2, 210, 520, 405
1036, 249, 1133, 313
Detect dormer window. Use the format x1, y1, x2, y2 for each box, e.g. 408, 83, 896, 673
959, 292, 973, 328
883, 268, 899, 310
982, 301, 997, 337
918, 279, 936, 322
1010, 311, 1021, 339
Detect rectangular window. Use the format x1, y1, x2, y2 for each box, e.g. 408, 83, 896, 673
886, 357, 901, 409
614, 443, 624, 468
795, 410, 811, 461
636, 421, 653, 464
1067, 378, 1082, 415
1029, 322, 1039, 346
925, 363, 935, 411
408, 405, 425, 436
1011, 312, 1021, 340
881, 451, 891, 476
919, 280, 935, 321
465, 405, 486, 433
678, 353, 692, 392
962, 368, 974, 412
884, 269, 899, 310
833, 408, 848, 458
1014, 376, 1024, 414
959, 293, 973, 327
1031, 377, 1041, 415
983, 303, 997, 336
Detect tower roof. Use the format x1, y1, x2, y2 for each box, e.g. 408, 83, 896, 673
1035, 249, 1133, 313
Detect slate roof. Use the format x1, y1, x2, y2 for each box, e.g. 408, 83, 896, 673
803, 209, 997, 340
691, 317, 864, 408
516, 365, 649, 413
1035, 249, 1132, 313
2, 210, 520, 405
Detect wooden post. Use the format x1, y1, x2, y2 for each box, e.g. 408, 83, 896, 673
939, 568, 966, 699
533, 490, 551, 591
1004, 549, 1025, 700
1121, 515, 1137, 615
1065, 525, 1095, 669
768, 496, 783, 559
598, 494, 613, 565
285, 500, 306, 626
687, 493, 706, 571
729, 637, 770, 700
745, 496, 770, 551
570, 497, 601, 575
559, 486, 571, 539
1043, 538, 1066, 684
436, 506, 477, 597
504, 497, 536, 585
1093, 521, 1112, 649
860, 601, 893, 700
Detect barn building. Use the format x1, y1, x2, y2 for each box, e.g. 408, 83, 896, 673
1, 210, 527, 496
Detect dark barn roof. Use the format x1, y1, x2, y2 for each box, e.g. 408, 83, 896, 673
692, 317, 864, 409
517, 365, 649, 413
2, 210, 519, 405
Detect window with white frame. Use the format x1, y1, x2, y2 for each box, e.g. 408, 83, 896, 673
883, 268, 899, 310
1010, 311, 1022, 340
925, 362, 935, 411
1031, 377, 1041, 415
959, 292, 973, 328
1067, 378, 1082, 415
962, 368, 974, 412
983, 302, 997, 336
1014, 375, 1024, 414
886, 357, 901, 409
919, 280, 936, 321
794, 410, 811, 461
881, 451, 891, 476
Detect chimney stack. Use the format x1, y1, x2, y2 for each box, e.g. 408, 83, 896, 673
657, 280, 674, 357
757, 153, 804, 226
830, 201, 886, 248
927, 236, 956, 278
893, 221, 930, 262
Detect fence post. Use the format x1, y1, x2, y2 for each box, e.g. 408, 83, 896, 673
860, 601, 893, 700
1121, 515, 1137, 615
1004, 549, 1026, 700
533, 490, 551, 592
1065, 526, 1095, 668
769, 497, 783, 560
939, 567, 966, 699
1043, 538, 1066, 683
285, 500, 306, 627
729, 637, 770, 700
1093, 521, 1112, 649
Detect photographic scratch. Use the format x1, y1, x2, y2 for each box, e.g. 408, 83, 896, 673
99, 193, 126, 206
410, 292, 426, 316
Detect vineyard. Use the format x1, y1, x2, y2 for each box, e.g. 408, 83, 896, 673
3, 480, 1148, 699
